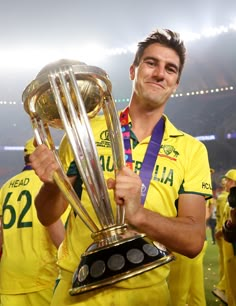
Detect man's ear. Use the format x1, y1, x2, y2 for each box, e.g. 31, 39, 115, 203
129, 64, 135, 80
172, 82, 179, 93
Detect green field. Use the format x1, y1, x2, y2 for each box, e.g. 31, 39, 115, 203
204, 228, 226, 306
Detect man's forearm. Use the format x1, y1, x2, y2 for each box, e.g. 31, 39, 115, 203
47, 219, 65, 248
129, 206, 205, 258
35, 182, 68, 226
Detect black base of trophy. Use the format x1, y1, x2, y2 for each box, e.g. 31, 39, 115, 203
69, 235, 174, 295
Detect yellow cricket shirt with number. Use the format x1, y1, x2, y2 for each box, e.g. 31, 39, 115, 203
0, 169, 59, 294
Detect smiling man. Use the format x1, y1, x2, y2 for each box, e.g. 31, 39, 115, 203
29, 29, 212, 305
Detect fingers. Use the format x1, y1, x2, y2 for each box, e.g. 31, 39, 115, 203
117, 166, 139, 178
116, 167, 142, 194
114, 166, 142, 206
107, 178, 115, 190
29, 144, 59, 183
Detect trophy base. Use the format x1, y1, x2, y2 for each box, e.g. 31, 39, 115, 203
69, 235, 174, 295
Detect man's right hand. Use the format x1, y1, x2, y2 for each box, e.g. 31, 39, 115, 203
29, 144, 59, 184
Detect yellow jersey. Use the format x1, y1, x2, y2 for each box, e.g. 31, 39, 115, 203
57, 114, 212, 290
0, 168, 59, 294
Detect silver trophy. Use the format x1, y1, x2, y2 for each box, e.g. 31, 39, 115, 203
22, 59, 174, 295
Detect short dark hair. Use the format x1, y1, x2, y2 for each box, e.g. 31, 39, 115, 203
24, 154, 31, 165
133, 29, 186, 81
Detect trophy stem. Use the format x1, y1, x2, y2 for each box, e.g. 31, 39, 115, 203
31, 116, 100, 233
102, 96, 126, 225
90, 224, 128, 245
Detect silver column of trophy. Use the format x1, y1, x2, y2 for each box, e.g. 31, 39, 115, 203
22, 59, 174, 295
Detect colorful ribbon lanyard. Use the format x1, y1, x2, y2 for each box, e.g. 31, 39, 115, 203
120, 107, 165, 205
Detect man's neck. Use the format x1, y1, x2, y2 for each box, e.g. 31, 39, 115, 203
128, 103, 164, 142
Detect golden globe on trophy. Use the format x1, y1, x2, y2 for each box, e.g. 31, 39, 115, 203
22, 59, 174, 295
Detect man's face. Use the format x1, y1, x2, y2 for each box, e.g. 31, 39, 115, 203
225, 178, 236, 192
130, 43, 180, 109
221, 178, 227, 189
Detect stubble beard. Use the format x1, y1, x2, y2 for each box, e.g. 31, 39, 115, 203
141, 90, 169, 110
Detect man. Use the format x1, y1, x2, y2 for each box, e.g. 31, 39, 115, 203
222, 172, 236, 243
30, 29, 212, 305
223, 207, 236, 242
0, 138, 66, 306
212, 177, 228, 304
216, 169, 236, 306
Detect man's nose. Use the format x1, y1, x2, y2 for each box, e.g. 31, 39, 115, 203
152, 64, 165, 78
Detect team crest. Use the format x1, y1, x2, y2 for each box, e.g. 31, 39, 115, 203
160, 145, 180, 159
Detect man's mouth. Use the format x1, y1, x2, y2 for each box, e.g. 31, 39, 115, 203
146, 81, 165, 89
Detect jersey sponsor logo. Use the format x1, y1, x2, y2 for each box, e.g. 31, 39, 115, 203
8, 178, 30, 188
202, 182, 212, 190
96, 130, 111, 148
100, 130, 110, 141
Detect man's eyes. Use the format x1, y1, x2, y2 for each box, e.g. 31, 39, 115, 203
144, 60, 178, 73
145, 60, 156, 66
166, 66, 178, 74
